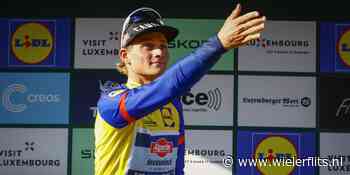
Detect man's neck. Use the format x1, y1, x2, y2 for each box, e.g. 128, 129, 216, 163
127, 74, 157, 85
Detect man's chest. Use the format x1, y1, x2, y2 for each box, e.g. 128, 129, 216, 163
137, 102, 180, 132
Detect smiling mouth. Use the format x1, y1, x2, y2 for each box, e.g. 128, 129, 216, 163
151, 62, 165, 65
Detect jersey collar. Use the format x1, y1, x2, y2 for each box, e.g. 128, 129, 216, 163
126, 80, 142, 89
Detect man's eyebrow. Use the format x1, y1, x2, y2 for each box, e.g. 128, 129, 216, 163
139, 39, 167, 43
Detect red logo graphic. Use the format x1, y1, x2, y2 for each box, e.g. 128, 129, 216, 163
150, 138, 173, 158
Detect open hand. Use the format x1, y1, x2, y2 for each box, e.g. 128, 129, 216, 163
217, 4, 266, 50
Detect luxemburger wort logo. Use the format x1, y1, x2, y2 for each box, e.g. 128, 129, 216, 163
337, 28, 350, 67
254, 135, 298, 175
11, 22, 53, 64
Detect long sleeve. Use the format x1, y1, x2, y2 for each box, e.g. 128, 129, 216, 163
97, 35, 227, 128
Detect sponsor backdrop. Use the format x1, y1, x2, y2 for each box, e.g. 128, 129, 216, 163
239, 21, 316, 72
74, 18, 124, 69
0, 16, 348, 175
182, 74, 234, 126
0, 73, 70, 124
238, 75, 316, 128
320, 22, 350, 72
237, 131, 316, 175
320, 133, 350, 175
166, 19, 235, 71
319, 76, 350, 129
0, 128, 68, 175
71, 70, 126, 126
185, 130, 232, 175
71, 128, 94, 175
0, 19, 71, 68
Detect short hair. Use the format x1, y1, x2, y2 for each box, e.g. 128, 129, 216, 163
116, 62, 128, 75
116, 45, 134, 75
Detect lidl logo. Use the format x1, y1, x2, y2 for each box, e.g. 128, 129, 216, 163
337, 28, 350, 66
254, 135, 298, 175
10, 22, 54, 64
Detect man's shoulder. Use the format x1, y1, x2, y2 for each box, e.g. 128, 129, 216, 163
100, 80, 127, 97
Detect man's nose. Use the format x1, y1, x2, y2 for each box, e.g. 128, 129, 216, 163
152, 48, 164, 57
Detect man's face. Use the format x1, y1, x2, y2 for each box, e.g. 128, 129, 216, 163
126, 32, 169, 79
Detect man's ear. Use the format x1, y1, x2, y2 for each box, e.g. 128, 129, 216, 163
119, 48, 129, 65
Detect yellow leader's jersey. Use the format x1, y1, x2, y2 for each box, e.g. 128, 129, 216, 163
95, 82, 185, 175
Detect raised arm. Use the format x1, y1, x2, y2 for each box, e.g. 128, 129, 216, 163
97, 4, 265, 128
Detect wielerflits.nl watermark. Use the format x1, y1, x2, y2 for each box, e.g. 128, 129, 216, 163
222, 155, 344, 168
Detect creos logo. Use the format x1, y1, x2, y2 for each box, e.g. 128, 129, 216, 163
11, 22, 53, 64
337, 29, 350, 66
181, 88, 222, 111
254, 135, 297, 175
2, 84, 60, 113
2, 84, 27, 112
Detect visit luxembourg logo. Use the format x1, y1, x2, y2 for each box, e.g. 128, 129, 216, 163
335, 24, 350, 71
9, 20, 56, 66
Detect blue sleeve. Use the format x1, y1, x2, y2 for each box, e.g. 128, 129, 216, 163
173, 98, 185, 175
98, 35, 226, 128
97, 89, 129, 128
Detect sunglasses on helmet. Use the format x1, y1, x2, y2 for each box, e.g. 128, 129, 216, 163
121, 7, 164, 46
